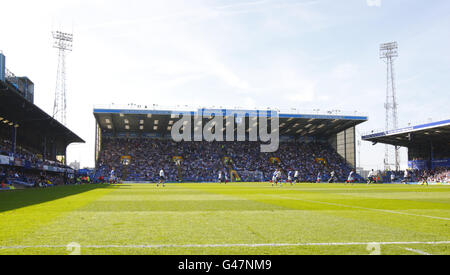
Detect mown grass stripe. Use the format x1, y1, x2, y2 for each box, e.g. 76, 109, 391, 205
1, 241, 449, 250
277, 196, 450, 221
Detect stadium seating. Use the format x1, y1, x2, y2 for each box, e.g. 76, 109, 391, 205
0, 138, 71, 169
382, 168, 450, 184
96, 137, 361, 183
0, 166, 69, 188
0, 138, 73, 188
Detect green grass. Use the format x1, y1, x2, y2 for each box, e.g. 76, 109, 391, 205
0, 183, 449, 255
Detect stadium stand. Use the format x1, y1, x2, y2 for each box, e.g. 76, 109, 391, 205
96, 138, 361, 183
94, 106, 368, 183
363, 119, 450, 184
373, 168, 449, 184
0, 53, 84, 189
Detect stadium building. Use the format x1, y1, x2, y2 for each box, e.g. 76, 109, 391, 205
93, 105, 368, 182
362, 119, 450, 171
0, 52, 84, 188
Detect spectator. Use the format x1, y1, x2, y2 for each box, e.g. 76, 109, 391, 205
96, 137, 360, 183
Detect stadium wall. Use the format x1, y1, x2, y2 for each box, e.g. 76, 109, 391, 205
329, 127, 356, 168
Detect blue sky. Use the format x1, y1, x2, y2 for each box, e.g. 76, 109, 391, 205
0, 0, 449, 169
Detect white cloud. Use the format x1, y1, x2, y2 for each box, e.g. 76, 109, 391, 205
367, 0, 382, 7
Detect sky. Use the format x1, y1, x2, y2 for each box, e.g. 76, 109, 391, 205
0, 0, 449, 170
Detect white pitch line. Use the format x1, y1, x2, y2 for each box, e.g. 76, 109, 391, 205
277, 196, 450, 221
403, 247, 432, 255
0, 241, 449, 250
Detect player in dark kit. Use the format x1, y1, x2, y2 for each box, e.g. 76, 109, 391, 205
287, 170, 293, 185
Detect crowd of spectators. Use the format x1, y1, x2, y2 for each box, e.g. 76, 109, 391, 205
96, 138, 223, 182
382, 168, 450, 184
96, 137, 359, 182
416, 167, 450, 184
0, 137, 75, 190
0, 166, 70, 189
0, 138, 70, 169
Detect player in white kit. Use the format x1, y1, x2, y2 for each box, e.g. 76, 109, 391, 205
272, 170, 278, 186
157, 168, 166, 187
294, 170, 299, 183
346, 170, 355, 185
109, 169, 116, 184
328, 171, 336, 183
272, 169, 282, 186
218, 171, 223, 183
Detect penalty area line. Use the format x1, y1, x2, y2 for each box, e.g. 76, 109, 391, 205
1, 241, 449, 250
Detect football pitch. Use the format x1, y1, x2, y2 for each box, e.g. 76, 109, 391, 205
0, 183, 449, 255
